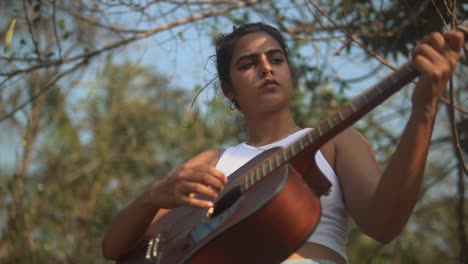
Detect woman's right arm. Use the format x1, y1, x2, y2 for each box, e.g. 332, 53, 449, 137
101, 149, 227, 260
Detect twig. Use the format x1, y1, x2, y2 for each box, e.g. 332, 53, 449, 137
0, 61, 87, 122
305, 0, 397, 71
22, 0, 41, 61
0, 0, 260, 78
447, 2, 468, 263
51, 0, 62, 60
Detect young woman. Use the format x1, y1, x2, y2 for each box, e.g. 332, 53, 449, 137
102, 23, 464, 264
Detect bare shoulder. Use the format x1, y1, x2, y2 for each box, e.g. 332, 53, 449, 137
319, 127, 367, 170
335, 127, 367, 142
334, 127, 375, 162
332, 127, 380, 185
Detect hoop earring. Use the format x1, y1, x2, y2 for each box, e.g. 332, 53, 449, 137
229, 99, 236, 110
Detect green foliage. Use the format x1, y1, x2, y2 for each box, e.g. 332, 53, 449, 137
335, 0, 456, 58
0, 58, 243, 262
0, 1, 466, 263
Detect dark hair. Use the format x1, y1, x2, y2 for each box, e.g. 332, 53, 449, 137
215, 22, 289, 91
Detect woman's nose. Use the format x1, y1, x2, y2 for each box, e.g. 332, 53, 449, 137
258, 57, 273, 77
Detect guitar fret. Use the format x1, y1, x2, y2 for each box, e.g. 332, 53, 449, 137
256, 168, 262, 182
373, 86, 382, 97
355, 97, 365, 108
291, 144, 297, 156
389, 73, 398, 84
246, 171, 252, 182
282, 150, 288, 162
307, 131, 314, 143
274, 154, 281, 167
249, 173, 255, 187
349, 102, 357, 112
317, 126, 323, 137
366, 91, 375, 101
252, 170, 262, 184
338, 111, 344, 121
365, 88, 377, 99
347, 104, 356, 116
327, 118, 333, 130
299, 138, 304, 151
145, 239, 154, 259
153, 234, 160, 258
311, 129, 319, 142
376, 84, 384, 94
268, 158, 274, 172
255, 170, 262, 182
362, 95, 369, 103
244, 175, 250, 190
334, 113, 342, 124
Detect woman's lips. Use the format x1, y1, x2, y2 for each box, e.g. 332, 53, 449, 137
261, 79, 279, 90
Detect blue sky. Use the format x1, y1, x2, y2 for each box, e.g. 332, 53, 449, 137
0, 20, 385, 171
0, 10, 422, 174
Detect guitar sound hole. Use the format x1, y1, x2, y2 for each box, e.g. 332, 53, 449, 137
211, 186, 241, 218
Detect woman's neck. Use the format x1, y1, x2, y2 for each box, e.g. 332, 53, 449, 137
244, 110, 299, 147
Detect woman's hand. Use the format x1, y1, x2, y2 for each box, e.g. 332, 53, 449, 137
411, 29, 464, 116
146, 163, 227, 209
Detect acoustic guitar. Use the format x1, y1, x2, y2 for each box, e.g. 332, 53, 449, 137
117, 23, 468, 264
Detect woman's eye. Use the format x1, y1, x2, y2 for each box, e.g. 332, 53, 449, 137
271, 57, 284, 64
241, 62, 255, 69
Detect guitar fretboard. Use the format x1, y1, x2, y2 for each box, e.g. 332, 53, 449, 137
241, 62, 419, 192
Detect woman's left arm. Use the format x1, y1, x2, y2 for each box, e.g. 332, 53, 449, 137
334, 29, 465, 244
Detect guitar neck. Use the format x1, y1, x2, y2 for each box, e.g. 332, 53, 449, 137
240, 62, 419, 193
283, 62, 419, 160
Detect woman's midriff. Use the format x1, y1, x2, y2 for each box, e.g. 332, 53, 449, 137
287, 242, 346, 264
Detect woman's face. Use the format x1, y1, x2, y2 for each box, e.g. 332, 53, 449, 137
225, 32, 293, 115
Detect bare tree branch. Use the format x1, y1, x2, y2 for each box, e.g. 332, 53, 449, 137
0, 61, 87, 122
51, 0, 63, 60
1, 0, 259, 79
22, 0, 41, 61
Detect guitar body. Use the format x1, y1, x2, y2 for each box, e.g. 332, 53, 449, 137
118, 148, 325, 264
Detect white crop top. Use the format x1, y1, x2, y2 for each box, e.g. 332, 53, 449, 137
215, 128, 348, 262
